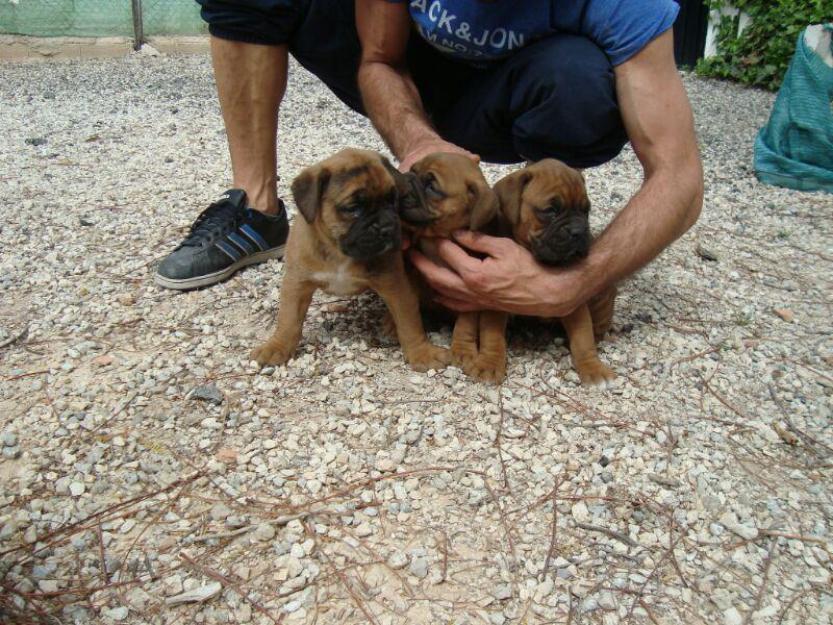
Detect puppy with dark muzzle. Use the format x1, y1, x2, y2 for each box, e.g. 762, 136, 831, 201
494, 159, 616, 385
393, 153, 510, 384
251, 148, 450, 372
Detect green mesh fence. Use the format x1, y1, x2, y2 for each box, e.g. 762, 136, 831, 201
0, 0, 206, 38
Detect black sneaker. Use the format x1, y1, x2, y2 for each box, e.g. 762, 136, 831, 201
155, 189, 288, 290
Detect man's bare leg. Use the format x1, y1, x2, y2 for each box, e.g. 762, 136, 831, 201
210, 36, 288, 215
154, 37, 290, 290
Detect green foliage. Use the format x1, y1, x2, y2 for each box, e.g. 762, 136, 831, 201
696, 0, 832, 90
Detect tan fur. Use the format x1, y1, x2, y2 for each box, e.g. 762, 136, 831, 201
251, 148, 450, 372
494, 159, 616, 386
405, 153, 509, 384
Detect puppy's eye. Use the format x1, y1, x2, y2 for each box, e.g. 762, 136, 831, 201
537, 198, 562, 216
424, 175, 444, 199
339, 203, 362, 215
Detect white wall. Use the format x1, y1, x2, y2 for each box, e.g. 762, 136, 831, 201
704, 4, 751, 58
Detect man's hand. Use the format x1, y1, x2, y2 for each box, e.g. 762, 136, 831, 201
399, 139, 479, 172
409, 230, 585, 318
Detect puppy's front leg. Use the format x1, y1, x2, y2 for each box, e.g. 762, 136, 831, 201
251, 272, 317, 367
560, 304, 616, 386
464, 311, 509, 384
375, 275, 450, 372
450, 312, 479, 367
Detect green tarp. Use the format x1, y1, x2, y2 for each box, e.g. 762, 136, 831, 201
755, 25, 833, 194
0, 0, 205, 38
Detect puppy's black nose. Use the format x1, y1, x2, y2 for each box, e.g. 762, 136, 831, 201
569, 226, 585, 239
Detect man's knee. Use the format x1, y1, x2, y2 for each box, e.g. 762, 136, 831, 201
510, 35, 628, 167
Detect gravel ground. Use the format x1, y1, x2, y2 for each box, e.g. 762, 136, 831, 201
0, 51, 831, 625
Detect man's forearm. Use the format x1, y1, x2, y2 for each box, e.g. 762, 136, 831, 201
566, 158, 704, 305
358, 61, 440, 160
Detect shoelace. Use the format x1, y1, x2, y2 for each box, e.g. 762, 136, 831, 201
179, 200, 243, 249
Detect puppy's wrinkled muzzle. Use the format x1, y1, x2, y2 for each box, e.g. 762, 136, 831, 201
340, 209, 401, 261
398, 172, 436, 227
530, 218, 590, 266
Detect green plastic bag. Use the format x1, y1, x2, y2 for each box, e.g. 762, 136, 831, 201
754, 24, 833, 194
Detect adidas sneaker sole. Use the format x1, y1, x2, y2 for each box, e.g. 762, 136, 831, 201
153, 245, 285, 291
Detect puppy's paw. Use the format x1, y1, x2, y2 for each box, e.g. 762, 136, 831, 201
450, 340, 478, 368
250, 341, 295, 367
576, 359, 617, 386
405, 343, 451, 372
463, 352, 507, 385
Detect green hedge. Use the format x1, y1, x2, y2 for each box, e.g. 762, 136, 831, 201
696, 0, 832, 91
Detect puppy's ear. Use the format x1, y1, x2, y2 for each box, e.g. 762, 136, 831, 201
380, 156, 410, 198
291, 165, 331, 223
468, 180, 500, 231
493, 170, 531, 225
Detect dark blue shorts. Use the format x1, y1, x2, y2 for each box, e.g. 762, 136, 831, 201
197, 0, 628, 168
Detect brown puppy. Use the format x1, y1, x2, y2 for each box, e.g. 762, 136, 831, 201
251, 148, 450, 372
494, 159, 616, 385
395, 153, 509, 383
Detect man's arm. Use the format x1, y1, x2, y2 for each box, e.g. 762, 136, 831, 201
411, 29, 704, 317
355, 0, 475, 170
580, 27, 704, 299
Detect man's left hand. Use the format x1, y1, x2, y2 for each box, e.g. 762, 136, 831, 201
409, 230, 583, 318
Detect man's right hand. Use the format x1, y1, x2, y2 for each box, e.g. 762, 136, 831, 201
398, 138, 479, 172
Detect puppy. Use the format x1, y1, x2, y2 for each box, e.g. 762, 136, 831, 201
494, 159, 616, 385
394, 153, 509, 383
252, 148, 450, 372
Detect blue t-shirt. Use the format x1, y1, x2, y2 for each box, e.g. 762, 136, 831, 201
390, 0, 679, 66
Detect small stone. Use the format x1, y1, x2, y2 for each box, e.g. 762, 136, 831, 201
773, 308, 794, 323
290, 542, 305, 559
571, 501, 590, 523
695, 243, 719, 262
92, 354, 114, 367
375, 457, 397, 472
263, 439, 278, 450
232, 564, 251, 581
163, 575, 183, 596
127, 588, 151, 610
136, 43, 161, 57
191, 384, 224, 405
409, 556, 429, 578
116, 293, 135, 306
493, 584, 512, 600
216, 448, 238, 464
284, 555, 303, 578
226, 515, 248, 528
210, 503, 232, 520
70, 482, 85, 497
355, 522, 373, 537
2, 432, 17, 447
723, 607, 742, 625
284, 599, 302, 613
105, 606, 129, 621
120, 519, 136, 534
164, 581, 222, 606
24, 525, 37, 544
388, 552, 408, 569
39, 580, 59, 593
2, 446, 20, 459
489, 613, 506, 625
253, 524, 275, 542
